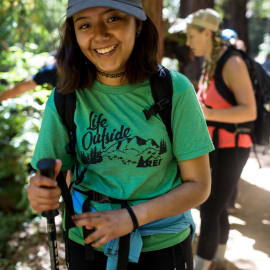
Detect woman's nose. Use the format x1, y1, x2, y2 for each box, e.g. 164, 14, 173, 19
92, 22, 109, 40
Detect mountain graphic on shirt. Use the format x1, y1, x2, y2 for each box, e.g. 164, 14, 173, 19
80, 136, 167, 166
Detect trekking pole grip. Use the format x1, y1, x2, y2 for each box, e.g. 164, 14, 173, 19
37, 158, 59, 270
37, 158, 59, 219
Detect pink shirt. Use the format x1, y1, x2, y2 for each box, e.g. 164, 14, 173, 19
197, 79, 252, 148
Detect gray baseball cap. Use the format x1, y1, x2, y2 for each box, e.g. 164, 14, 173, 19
66, 0, 147, 21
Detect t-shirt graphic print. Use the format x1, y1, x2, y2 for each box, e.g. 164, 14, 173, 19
79, 111, 167, 168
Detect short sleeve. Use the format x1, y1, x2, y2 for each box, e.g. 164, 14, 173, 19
31, 89, 73, 171
32, 64, 57, 87
170, 70, 214, 161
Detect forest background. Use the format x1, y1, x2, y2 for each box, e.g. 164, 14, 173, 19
0, 0, 270, 268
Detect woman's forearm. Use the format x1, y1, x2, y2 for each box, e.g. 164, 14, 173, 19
204, 104, 257, 123
133, 154, 211, 227
133, 177, 210, 227
0, 79, 37, 101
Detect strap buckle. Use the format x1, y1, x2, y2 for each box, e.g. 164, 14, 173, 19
143, 98, 170, 120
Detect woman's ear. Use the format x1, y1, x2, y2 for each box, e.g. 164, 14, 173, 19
204, 29, 213, 39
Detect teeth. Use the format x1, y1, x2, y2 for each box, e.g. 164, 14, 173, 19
96, 45, 116, 54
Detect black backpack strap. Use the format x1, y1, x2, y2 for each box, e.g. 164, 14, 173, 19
54, 89, 79, 266
145, 65, 173, 143
53, 88, 77, 223
82, 197, 95, 261
54, 89, 77, 155
214, 47, 240, 106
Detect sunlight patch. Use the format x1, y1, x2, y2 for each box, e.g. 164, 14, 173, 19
226, 229, 270, 270
241, 157, 270, 192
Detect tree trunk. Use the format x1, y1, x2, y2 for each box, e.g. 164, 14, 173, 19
142, 0, 163, 60
224, 0, 249, 51
179, 0, 215, 18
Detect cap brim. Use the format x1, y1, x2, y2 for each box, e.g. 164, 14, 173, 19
168, 18, 187, 33
67, 0, 146, 21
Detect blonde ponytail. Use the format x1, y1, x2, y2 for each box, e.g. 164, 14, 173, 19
200, 30, 223, 91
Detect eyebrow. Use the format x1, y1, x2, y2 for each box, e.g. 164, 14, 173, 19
74, 9, 116, 23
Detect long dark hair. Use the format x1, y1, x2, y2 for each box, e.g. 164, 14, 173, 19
56, 16, 159, 93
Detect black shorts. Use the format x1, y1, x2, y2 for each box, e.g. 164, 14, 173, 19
66, 233, 193, 270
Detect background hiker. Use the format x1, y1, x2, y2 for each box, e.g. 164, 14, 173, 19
27, 1, 214, 269
185, 8, 257, 270
221, 28, 246, 52
0, 61, 57, 102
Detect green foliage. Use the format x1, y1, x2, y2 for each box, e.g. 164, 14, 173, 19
0, 103, 30, 211
256, 33, 270, 63
0, 212, 31, 259
163, 0, 180, 20
0, 0, 64, 264
0, 46, 51, 212
0, 46, 51, 259
0, 0, 67, 53
249, 0, 270, 18
0, 0, 63, 260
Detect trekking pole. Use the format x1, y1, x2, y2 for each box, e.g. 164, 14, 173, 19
37, 158, 59, 270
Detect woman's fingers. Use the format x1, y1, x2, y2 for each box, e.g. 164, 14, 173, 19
30, 174, 57, 188
72, 209, 133, 247
33, 202, 60, 212
28, 177, 61, 198
27, 196, 60, 212
27, 173, 61, 212
86, 231, 109, 248
72, 213, 100, 227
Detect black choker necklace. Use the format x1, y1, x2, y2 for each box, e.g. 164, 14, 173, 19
97, 70, 126, 78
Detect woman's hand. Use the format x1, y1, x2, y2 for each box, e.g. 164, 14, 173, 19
200, 102, 213, 120
72, 208, 133, 248
200, 102, 211, 120
27, 159, 62, 212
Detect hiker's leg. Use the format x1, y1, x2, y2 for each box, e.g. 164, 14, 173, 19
227, 185, 238, 209
128, 233, 193, 270
196, 148, 250, 263
216, 147, 250, 256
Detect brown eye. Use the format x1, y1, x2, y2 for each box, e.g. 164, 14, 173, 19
107, 16, 120, 23
79, 23, 90, 30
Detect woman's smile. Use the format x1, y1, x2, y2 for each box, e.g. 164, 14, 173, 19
95, 44, 119, 55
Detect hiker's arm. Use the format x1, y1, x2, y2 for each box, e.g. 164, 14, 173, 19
0, 78, 37, 102
131, 154, 211, 224
73, 154, 211, 248
201, 55, 257, 123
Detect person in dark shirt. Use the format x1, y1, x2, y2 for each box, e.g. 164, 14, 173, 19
0, 63, 57, 102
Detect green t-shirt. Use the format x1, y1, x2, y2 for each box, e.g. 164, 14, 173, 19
31, 69, 214, 251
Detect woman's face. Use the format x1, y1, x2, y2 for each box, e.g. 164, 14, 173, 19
186, 25, 210, 57
73, 7, 139, 75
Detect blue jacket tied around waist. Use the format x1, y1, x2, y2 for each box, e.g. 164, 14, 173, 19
71, 188, 195, 270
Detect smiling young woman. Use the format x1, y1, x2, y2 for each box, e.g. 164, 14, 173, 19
27, 1, 214, 270
57, 3, 159, 91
